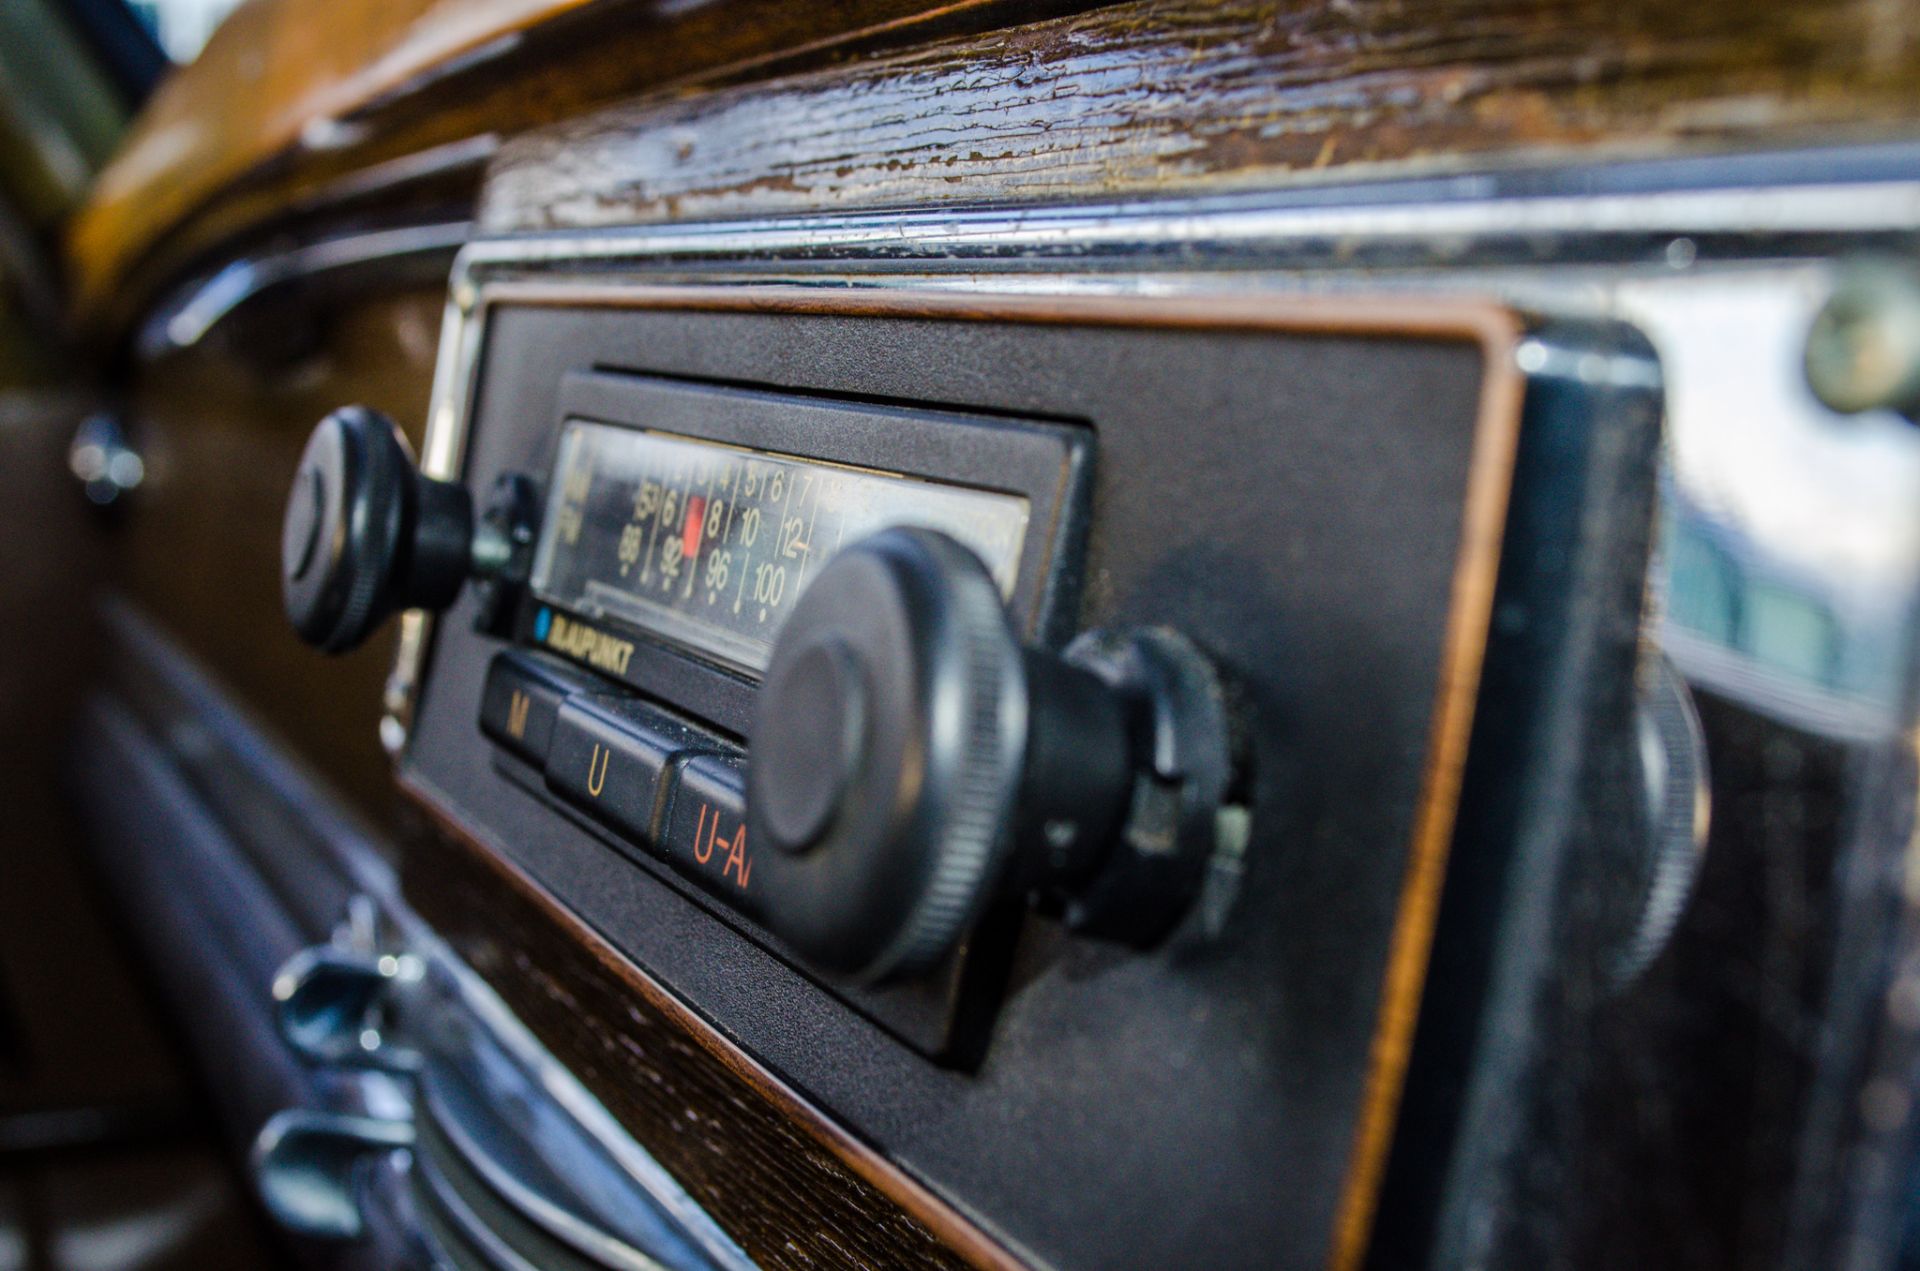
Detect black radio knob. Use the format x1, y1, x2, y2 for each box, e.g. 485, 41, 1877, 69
747, 528, 1232, 983
281, 406, 475, 653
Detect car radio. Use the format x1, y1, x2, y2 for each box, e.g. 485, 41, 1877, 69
279, 283, 1667, 1268
285, 353, 1244, 1054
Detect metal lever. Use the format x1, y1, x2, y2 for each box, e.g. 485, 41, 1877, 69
272, 945, 424, 1072
251, 1110, 415, 1240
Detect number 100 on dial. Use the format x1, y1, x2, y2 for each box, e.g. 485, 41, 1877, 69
529, 420, 1032, 676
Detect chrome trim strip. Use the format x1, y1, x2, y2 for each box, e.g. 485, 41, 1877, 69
395, 919, 755, 1271
418, 1079, 673, 1271
455, 179, 1920, 269
408, 1145, 534, 1271
138, 221, 472, 358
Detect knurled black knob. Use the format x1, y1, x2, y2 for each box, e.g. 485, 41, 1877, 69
746, 528, 1136, 983
281, 406, 473, 654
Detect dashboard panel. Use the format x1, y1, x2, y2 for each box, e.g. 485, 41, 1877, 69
389, 282, 1659, 1268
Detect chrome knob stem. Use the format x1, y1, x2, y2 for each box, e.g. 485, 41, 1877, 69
272, 945, 425, 1072
251, 1110, 416, 1241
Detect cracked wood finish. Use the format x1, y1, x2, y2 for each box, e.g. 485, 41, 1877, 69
68, 0, 1100, 323
480, 0, 1920, 234
401, 791, 1022, 1271
77, 0, 1920, 322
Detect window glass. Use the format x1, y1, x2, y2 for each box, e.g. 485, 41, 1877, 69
124, 0, 243, 62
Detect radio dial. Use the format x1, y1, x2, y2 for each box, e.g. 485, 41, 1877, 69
282, 406, 475, 653
282, 407, 539, 654
747, 527, 1233, 983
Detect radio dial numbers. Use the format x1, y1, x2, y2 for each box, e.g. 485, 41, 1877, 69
530, 423, 1031, 675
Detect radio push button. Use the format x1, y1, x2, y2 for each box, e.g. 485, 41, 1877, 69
546, 696, 716, 844
479, 650, 592, 766
658, 756, 763, 921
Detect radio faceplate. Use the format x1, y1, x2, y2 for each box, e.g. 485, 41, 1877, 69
399, 285, 1659, 1270
514, 371, 1088, 735
460, 370, 1097, 1057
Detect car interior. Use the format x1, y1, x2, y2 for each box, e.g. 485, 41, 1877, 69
2, 1, 1920, 1268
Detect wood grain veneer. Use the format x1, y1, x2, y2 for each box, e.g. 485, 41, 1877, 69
68, 0, 1101, 323
76, 0, 1920, 325
480, 0, 1920, 233
402, 788, 1024, 1271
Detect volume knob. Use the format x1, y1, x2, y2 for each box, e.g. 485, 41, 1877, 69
747, 528, 1143, 983
281, 406, 474, 653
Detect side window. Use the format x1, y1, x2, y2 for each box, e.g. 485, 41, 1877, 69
124, 0, 244, 62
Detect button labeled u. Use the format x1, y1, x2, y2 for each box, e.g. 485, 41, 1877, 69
586, 742, 609, 798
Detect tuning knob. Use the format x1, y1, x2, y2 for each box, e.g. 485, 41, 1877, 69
747, 528, 1232, 983
281, 406, 475, 653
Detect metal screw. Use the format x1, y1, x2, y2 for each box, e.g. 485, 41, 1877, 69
1804, 262, 1920, 419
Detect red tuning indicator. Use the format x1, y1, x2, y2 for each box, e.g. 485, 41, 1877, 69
682, 495, 706, 559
